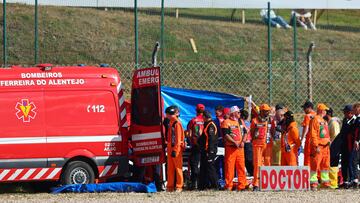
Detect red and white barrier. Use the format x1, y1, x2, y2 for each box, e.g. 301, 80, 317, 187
98, 165, 118, 177
0, 168, 61, 182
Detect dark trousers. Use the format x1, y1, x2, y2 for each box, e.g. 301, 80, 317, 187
244, 142, 254, 176
199, 152, 218, 190
190, 146, 201, 188
341, 149, 353, 183
352, 150, 360, 181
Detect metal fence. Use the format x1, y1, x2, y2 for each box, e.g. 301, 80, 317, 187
115, 60, 360, 116
1, 3, 359, 116
2, 3, 360, 66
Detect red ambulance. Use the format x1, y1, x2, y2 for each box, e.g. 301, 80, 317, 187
0, 64, 143, 185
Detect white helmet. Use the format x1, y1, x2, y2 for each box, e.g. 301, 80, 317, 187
230, 106, 240, 114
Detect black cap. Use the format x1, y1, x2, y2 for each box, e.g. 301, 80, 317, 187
301, 101, 314, 109
275, 103, 285, 111
203, 110, 212, 119
326, 108, 334, 116
215, 105, 224, 111
343, 105, 353, 112
165, 105, 179, 115
284, 111, 294, 118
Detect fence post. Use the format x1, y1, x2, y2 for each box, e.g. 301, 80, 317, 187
160, 0, 165, 64
267, 2, 272, 104
34, 0, 38, 65
242, 10, 245, 24
306, 42, 315, 102
152, 42, 160, 67
3, 0, 7, 67
134, 0, 139, 69
293, 13, 299, 110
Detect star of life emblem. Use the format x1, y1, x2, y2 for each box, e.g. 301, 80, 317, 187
15, 99, 37, 122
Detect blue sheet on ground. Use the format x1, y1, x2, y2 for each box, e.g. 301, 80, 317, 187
161, 86, 245, 127
52, 182, 157, 193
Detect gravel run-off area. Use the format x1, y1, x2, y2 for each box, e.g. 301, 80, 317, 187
2, 190, 360, 203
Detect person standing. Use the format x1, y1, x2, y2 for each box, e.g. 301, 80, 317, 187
216, 107, 230, 184
187, 104, 205, 190
301, 101, 316, 167
341, 105, 356, 188
351, 103, 360, 188
198, 110, 219, 190
222, 106, 247, 191
214, 105, 225, 147
166, 106, 185, 192
309, 103, 331, 190
325, 107, 341, 189
263, 107, 274, 167
251, 104, 272, 191
325, 108, 341, 143
271, 104, 286, 166
281, 111, 301, 166
240, 109, 253, 177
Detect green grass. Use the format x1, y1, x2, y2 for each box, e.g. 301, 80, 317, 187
1, 4, 360, 65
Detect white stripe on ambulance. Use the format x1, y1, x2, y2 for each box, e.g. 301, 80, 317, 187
0, 170, 10, 180
21, 168, 36, 180
99, 165, 112, 177
0, 135, 122, 145
34, 168, 49, 179
132, 132, 161, 141
46, 168, 62, 179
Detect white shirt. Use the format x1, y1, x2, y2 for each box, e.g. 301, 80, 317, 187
260, 9, 276, 19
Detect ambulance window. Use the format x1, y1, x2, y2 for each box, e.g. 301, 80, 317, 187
131, 86, 161, 126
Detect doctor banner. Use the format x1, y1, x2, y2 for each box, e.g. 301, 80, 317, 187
260, 166, 310, 191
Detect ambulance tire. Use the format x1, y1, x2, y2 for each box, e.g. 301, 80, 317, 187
61, 161, 95, 185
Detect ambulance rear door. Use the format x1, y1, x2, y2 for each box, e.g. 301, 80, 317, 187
130, 67, 165, 166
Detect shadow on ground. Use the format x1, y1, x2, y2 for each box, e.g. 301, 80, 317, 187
0, 182, 58, 193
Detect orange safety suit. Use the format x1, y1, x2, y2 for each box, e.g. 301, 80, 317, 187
309, 115, 331, 187
302, 111, 316, 166
250, 117, 270, 187
221, 118, 246, 190
281, 121, 301, 166
166, 117, 185, 191
250, 108, 273, 166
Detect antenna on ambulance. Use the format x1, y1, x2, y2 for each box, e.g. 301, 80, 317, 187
152, 42, 160, 67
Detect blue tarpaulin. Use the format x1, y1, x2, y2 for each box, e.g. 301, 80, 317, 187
52, 182, 157, 194
161, 86, 245, 127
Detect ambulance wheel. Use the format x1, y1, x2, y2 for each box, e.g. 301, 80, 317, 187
61, 161, 95, 185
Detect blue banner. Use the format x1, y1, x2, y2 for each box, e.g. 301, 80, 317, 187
52, 182, 157, 193
161, 86, 245, 127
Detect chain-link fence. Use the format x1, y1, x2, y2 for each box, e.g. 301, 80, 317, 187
2, 4, 360, 65
114, 60, 360, 116
1, 3, 359, 117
